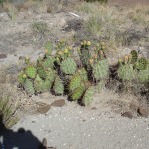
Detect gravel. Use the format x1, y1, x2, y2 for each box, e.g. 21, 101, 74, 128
3, 102, 149, 149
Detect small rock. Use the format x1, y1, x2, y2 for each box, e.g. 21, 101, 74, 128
50, 99, 65, 107
121, 111, 133, 119
59, 18, 67, 28
137, 107, 149, 117
0, 54, 7, 59
37, 104, 51, 114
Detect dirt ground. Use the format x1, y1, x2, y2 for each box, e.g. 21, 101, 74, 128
0, 1, 149, 149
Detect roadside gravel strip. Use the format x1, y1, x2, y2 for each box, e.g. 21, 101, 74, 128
9, 102, 149, 149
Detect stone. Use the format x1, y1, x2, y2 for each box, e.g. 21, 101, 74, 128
0, 54, 7, 59
37, 104, 51, 114
137, 107, 149, 117
121, 111, 134, 119
50, 99, 65, 107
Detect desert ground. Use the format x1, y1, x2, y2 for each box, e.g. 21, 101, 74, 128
0, 0, 149, 149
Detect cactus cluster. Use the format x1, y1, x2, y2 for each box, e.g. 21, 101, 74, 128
18, 40, 149, 106
118, 50, 149, 83
18, 40, 110, 105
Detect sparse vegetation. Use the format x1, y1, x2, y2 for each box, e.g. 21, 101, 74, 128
17, 40, 149, 106
0, 0, 149, 132
75, 2, 149, 48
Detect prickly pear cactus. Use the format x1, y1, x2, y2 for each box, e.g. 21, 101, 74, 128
18, 71, 27, 84
82, 86, 94, 106
46, 68, 56, 83
24, 79, 35, 96
130, 50, 138, 63
69, 74, 81, 91
41, 79, 52, 92
53, 76, 64, 95
37, 66, 47, 79
60, 57, 77, 75
92, 59, 109, 81
34, 74, 43, 92
71, 86, 85, 101
137, 65, 149, 83
135, 57, 147, 70
118, 64, 136, 81
42, 57, 54, 69
25, 65, 37, 79
77, 68, 88, 82
80, 41, 91, 67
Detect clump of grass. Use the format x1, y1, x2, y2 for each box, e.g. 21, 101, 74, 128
0, 92, 19, 129
32, 21, 49, 39
2, 1, 18, 20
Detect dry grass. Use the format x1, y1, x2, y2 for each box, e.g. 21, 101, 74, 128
1, 0, 67, 14
75, 2, 149, 48
0, 65, 37, 128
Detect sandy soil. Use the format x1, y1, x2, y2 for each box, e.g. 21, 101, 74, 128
0, 2, 149, 149
10, 101, 149, 149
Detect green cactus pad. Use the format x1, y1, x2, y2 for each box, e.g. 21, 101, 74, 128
80, 49, 91, 69
77, 68, 88, 82
82, 86, 94, 106
18, 71, 26, 84
24, 79, 35, 96
92, 59, 109, 81
69, 74, 81, 91
42, 57, 54, 69
118, 64, 137, 81
53, 76, 64, 95
71, 86, 85, 101
137, 65, 149, 83
60, 57, 77, 75
41, 79, 52, 92
46, 68, 56, 83
37, 66, 46, 79
25, 65, 37, 79
135, 57, 147, 70
130, 50, 138, 63
34, 74, 43, 92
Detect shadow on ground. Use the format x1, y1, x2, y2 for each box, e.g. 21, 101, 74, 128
0, 115, 47, 149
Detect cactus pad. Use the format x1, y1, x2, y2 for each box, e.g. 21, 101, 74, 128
24, 79, 35, 96
60, 57, 77, 75
82, 86, 94, 106
61, 57, 77, 74
135, 57, 147, 70
77, 68, 88, 81
25, 65, 37, 79
34, 74, 43, 92
37, 66, 46, 79
92, 59, 109, 81
69, 74, 81, 91
18, 71, 26, 84
118, 64, 136, 81
53, 76, 64, 95
130, 50, 138, 63
71, 86, 85, 101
